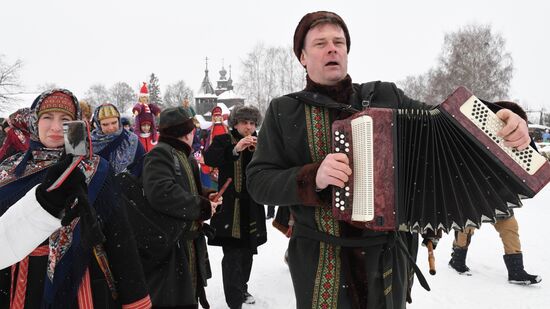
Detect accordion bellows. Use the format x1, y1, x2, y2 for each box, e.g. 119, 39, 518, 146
332, 87, 550, 233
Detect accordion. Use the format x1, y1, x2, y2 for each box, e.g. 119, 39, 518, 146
332, 87, 550, 233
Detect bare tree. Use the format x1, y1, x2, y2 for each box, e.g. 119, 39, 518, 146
400, 24, 513, 104
36, 83, 59, 92
83, 84, 111, 109
0, 55, 23, 110
164, 80, 194, 108
236, 43, 305, 114
110, 82, 135, 113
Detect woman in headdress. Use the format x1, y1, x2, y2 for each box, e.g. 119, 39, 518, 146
0, 89, 150, 308
0, 107, 31, 162
91, 103, 145, 175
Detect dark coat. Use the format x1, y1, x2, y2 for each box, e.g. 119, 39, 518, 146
203, 129, 267, 251
0, 157, 150, 309
247, 79, 425, 309
141, 136, 213, 307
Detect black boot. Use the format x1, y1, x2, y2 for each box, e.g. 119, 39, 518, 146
449, 247, 471, 275
503, 253, 542, 285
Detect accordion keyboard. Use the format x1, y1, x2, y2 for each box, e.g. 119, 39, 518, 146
333, 129, 351, 212
333, 116, 375, 222
460, 96, 547, 175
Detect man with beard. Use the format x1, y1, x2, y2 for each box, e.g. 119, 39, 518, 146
204, 105, 267, 309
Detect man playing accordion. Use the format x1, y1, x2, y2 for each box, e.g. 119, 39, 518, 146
246, 11, 532, 309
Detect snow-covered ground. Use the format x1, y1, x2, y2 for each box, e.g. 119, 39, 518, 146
205, 183, 550, 308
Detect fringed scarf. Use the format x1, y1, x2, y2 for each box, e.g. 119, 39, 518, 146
91, 106, 140, 174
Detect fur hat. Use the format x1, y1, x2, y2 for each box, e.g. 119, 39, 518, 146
159, 106, 195, 138
38, 91, 77, 119
229, 105, 262, 127
293, 11, 350, 61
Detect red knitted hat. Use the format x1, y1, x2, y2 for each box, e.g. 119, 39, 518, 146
38, 91, 76, 119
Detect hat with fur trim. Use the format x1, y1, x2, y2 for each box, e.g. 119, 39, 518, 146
229, 105, 262, 127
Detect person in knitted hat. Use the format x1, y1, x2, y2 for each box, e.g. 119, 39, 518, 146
137, 112, 157, 152
133, 82, 161, 142
91, 103, 145, 175
204, 104, 266, 308
140, 106, 221, 308
246, 11, 533, 309
0, 88, 151, 308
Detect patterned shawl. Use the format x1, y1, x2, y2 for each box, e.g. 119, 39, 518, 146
91, 104, 140, 174
0, 89, 111, 307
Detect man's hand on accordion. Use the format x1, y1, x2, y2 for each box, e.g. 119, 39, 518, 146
315, 153, 352, 190
496, 109, 530, 151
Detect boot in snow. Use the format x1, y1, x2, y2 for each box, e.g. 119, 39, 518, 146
503, 253, 542, 285
449, 247, 471, 275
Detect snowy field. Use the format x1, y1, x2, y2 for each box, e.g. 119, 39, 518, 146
205, 183, 550, 309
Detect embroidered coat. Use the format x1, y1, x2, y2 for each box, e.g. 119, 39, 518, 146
141, 136, 213, 307
247, 79, 425, 309
203, 129, 267, 251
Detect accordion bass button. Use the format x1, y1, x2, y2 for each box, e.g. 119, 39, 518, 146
340, 206, 345, 211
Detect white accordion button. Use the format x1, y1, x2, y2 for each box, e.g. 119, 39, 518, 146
340, 206, 345, 211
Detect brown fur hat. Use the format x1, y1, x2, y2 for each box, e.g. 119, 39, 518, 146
229, 105, 262, 127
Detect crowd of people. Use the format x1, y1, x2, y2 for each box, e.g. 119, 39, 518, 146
0, 10, 543, 309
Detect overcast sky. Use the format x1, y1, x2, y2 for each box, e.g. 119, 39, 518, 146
2, 0, 549, 115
